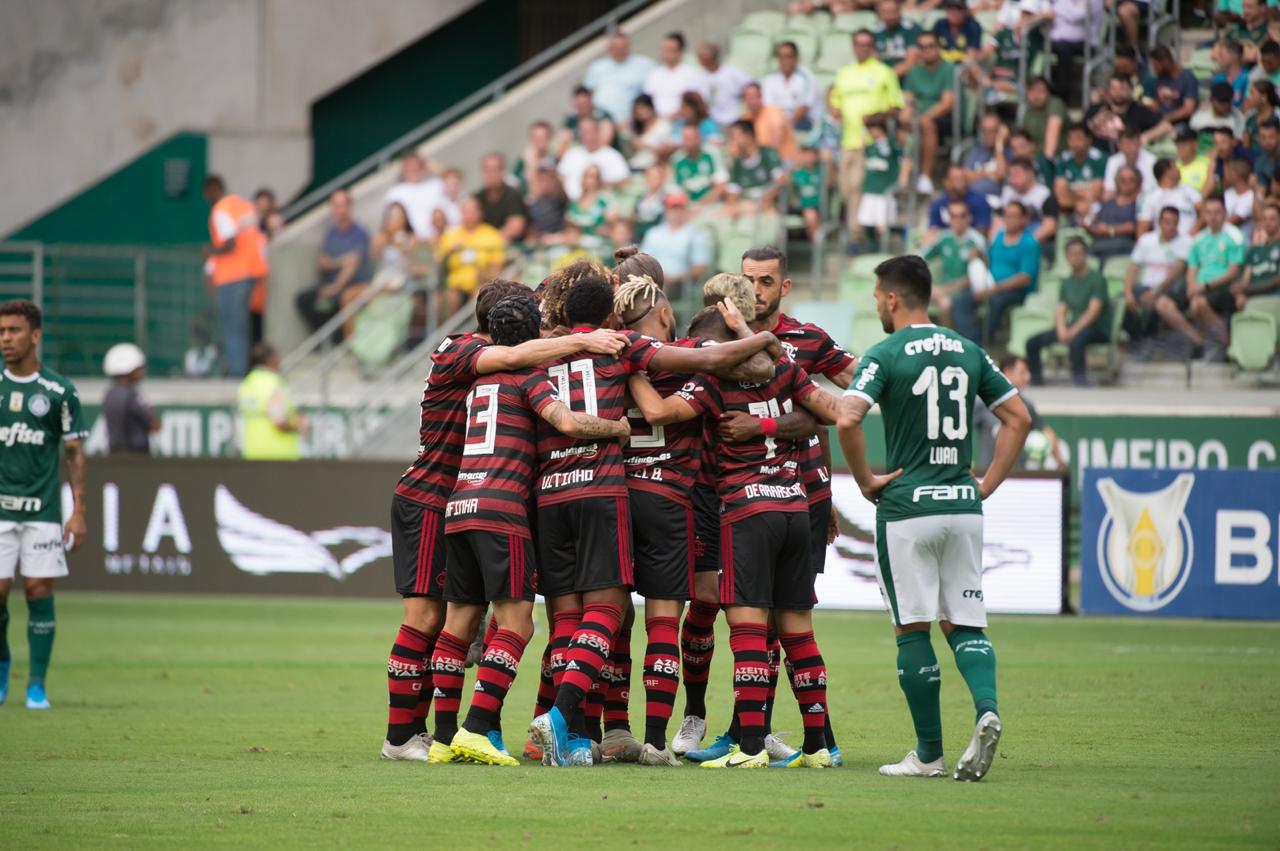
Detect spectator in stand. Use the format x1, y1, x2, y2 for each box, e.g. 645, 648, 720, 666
1251, 39, 1280, 87
763, 40, 822, 132
475, 153, 527, 243
1085, 74, 1174, 154
583, 32, 656, 124
973, 354, 1066, 472
1126, 206, 1192, 346
1253, 117, 1280, 186
294, 189, 371, 335
927, 164, 993, 239
726, 119, 788, 213
1191, 82, 1249, 142
1236, 201, 1280, 308
1208, 125, 1255, 193
437, 197, 506, 318
670, 124, 728, 209
238, 343, 305, 461
1144, 45, 1201, 132
873, 0, 922, 78
1231, 0, 1271, 62
742, 82, 800, 162
830, 29, 904, 244
1104, 129, 1158, 197
626, 94, 673, 170
557, 117, 631, 201
671, 90, 726, 148
953, 199, 1039, 344
559, 85, 616, 156
1020, 78, 1067, 159
982, 5, 1042, 111
371, 203, 429, 288
1108, 45, 1146, 101
203, 175, 267, 378
1139, 158, 1202, 237
384, 154, 446, 240
933, 0, 982, 66
1084, 164, 1141, 262
253, 188, 283, 238
633, 164, 669, 243
1054, 121, 1107, 215
1007, 127, 1056, 188
514, 121, 554, 198
1025, 237, 1110, 386
695, 42, 753, 127
566, 165, 614, 242
1176, 128, 1215, 195
638, 193, 711, 291
1155, 195, 1244, 361
429, 168, 465, 239
857, 116, 908, 246
923, 199, 988, 328
791, 146, 825, 241
102, 343, 159, 455
1048, 0, 1105, 107
526, 166, 568, 243
1244, 79, 1280, 148
644, 32, 709, 119
1223, 157, 1258, 239
999, 158, 1059, 250
963, 112, 1006, 199
1213, 39, 1251, 108
901, 31, 956, 195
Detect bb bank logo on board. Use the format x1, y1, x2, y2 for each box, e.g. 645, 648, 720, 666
1096, 473, 1195, 611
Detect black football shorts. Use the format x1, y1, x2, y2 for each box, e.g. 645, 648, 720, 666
444, 530, 537, 605
391, 495, 447, 598
628, 489, 694, 601
719, 510, 814, 610
691, 483, 721, 573
536, 496, 634, 597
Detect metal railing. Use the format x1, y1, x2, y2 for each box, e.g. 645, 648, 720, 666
0, 241, 207, 377
280, 0, 655, 222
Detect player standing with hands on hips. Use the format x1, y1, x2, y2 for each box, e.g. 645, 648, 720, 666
836, 257, 1030, 781
0, 300, 89, 710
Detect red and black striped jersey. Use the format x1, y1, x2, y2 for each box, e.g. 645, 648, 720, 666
773, 313, 856, 506
623, 336, 703, 506
394, 334, 489, 511
677, 360, 819, 523
445, 368, 560, 537
534, 329, 661, 506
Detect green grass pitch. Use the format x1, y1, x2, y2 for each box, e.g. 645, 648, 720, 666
1, 594, 1278, 849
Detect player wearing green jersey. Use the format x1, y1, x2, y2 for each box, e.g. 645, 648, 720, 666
0, 301, 88, 711
836, 257, 1030, 782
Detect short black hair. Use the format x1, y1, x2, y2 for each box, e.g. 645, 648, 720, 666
777, 40, 799, 55
253, 187, 275, 202
1009, 156, 1035, 172
1212, 125, 1236, 137
202, 174, 225, 194
1004, 199, 1027, 217
1150, 44, 1175, 63
873, 255, 931, 309
1153, 157, 1175, 183
573, 84, 592, 97
741, 244, 787, 276
0, 300, 41, 330
1011, 128, 1035, 144
1159, 205, 1182, 220
1065, 236, 1089, 253
729, 118, 756, 138
687, 306, 732, 342
665, 31, 685, 50
1203, 193, 1226, 207
1066, 120, 1089, 136
563, 275, 615, 327
1263, 39, 1280, 56
1109, 72, 1133, 87
475, 279, 530, 333
251, 342, 277, 367
999, 354, 1026, 372
1262, 117, 1280, 132
489, 293, 543, 346
1221, 38, 1244, 60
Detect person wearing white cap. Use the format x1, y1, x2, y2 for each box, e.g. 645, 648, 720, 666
101, 343, 158, 455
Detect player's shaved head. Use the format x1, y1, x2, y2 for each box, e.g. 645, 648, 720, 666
563, 275, 615, 328
687, 306, 732, 342
476, 279, 529, 333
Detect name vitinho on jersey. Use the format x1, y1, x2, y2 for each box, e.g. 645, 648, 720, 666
912, 484, 976, 503
0, 422, 47, 447
904, 333, 965, 357
541, 470, 595, 489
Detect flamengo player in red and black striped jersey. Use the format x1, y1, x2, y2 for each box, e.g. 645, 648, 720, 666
528, 273, 784, 768
628, 306, 844, 769
429, 292, 631, 767
380, 279, 628, 763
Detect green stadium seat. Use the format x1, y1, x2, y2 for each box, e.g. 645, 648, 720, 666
816, 31, 855, 71
1102, 255, 1131, 297
727, 28, 774, 79
790, 300, 855, 343
1187, 47, 1216, 79
779, 30, 820, 66
839, 272, 876, 306
812, 68, 836, 100
848, 252, 895, 279
784, 14, 827, 35
1043, 295, 1127, 383
716, 233, 756, 275
1227, 311, 1278, 371
850, 311, 889, 354
1007, 303, 1055, 359
1244, 294, 1280, 333
741, 10, 787, 34
831, 10, 878, 32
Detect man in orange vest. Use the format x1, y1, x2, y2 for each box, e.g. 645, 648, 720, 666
203, 175, 268, 378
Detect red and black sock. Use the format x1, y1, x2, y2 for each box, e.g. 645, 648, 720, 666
730, 622, 770, 755
386, 624, 429, 746
532, 639, 555, 720
429, 630, 469, 745
549, 610, 582, 690
463, 628, 527, 736
412, 631, 439, 736
642, 615, 680, 749
478, 616, 503, 733
781, 630, 829, 755
764, 626, 781, 733
553, 602, 621, 721
680, 600, 718, 719
585, 672, 606, 742
604, 628, 632, 733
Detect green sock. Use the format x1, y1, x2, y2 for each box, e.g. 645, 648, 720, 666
896, 632, 943, 763
947, 627, 998, 721
26, 596, 55, 686
0, 596, 10, 665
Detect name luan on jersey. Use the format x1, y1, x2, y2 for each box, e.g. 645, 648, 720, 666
677, 360, 818, 523
534, 330, 662, 505
623, 337, 705, 507
394, 335, 490, 511
445, 368, 560, 537
0, 367, 88, 523
772, 313, 857, 507
845, 325, 1017, 520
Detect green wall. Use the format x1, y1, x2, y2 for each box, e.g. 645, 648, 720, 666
8, 133, 209, 246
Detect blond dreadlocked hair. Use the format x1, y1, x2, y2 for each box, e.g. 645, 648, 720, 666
539, 257, 610, 330
612, 274, 666, 326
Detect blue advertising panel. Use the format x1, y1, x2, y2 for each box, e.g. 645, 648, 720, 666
1082, 469, 1280, 619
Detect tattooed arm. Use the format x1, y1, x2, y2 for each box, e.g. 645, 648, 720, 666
63, 438, 87, 551
540, 401, 631, 440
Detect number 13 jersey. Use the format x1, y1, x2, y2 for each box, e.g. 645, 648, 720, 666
843, 324, 1017, 520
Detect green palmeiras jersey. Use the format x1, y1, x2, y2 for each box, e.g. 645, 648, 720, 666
0, 367, 87, 523
844, 325, 1016, 520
